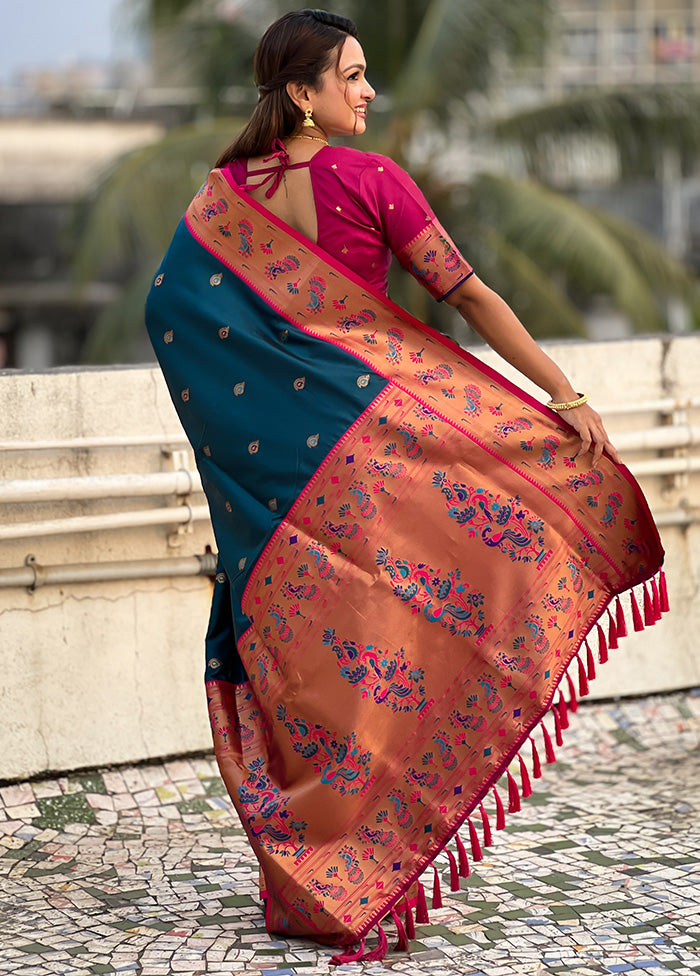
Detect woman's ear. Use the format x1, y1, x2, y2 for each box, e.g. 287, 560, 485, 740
286, 80, 310, 113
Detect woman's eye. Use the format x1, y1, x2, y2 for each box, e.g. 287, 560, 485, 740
348, 72, 360, 81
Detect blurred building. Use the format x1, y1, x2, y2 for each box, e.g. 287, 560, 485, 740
549, 0, 700, 92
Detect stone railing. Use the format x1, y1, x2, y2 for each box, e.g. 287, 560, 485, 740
1, 337, 699, 781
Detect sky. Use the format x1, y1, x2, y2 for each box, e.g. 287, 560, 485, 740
0, 0, 141, 83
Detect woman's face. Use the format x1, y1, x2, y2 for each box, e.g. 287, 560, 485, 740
309, 36, 375, 137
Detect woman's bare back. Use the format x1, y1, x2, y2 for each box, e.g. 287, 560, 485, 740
244, 145, 324, 243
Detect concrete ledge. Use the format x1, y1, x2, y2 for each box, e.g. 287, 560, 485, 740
1, 337, 698, 781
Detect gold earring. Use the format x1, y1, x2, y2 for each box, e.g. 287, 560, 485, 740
302, 107, 314, 128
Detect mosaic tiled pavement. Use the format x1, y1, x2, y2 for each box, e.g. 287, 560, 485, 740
1, 691, 699, 976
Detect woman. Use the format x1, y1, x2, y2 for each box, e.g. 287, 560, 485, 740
145, 9, 666, 963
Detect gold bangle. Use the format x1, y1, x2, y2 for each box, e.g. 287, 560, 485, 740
546, 393, 588, 411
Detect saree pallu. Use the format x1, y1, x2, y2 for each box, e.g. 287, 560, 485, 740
146, 167, 666, 960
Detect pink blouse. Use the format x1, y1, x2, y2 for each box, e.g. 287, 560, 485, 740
227, 145, 473, 301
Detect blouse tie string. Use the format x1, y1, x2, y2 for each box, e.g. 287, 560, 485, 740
242, 138, 311, 199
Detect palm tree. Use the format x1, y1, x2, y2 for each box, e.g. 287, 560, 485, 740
74, 0, 699, 361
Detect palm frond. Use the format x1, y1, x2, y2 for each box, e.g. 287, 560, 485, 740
81, 266, 158, 365
491, 86, 700, 180
72, 118, 243, 285
470, 175, 692, 331
473, 226, 587, 339
392, 0, 553, 118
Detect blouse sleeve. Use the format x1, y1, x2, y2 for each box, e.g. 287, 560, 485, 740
358, 154, 474, 301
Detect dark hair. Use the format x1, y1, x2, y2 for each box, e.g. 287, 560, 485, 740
215, 9, 358, 166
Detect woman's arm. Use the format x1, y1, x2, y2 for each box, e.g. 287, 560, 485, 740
445, 273, 620, 465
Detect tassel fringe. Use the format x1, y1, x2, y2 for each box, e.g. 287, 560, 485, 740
401, 572, 668, 956
596, 623, 608, 665
558, 690, 569, 730
404, 896, 416, 940
432, 865, 443, 909
468, 818, 483, 861
577, 654, 590, 698
494, 786, 506, 830
518, 753, 533, 797
455, 831, 470, 877
552, 704, 563, 747
447, 849, 460, 891
415, 881, 429, 924
541, 722, 556, 763
507, 770, 521, 813
392, 907, 409, 951
480, 803, 492, 848
586, 640, 597, 680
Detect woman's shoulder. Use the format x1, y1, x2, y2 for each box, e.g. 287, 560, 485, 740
319, 145, 406, 179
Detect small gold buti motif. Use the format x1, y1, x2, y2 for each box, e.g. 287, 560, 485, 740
248, 440, 260, 454
215, 573, 226, 584
293, 376, 306, 391
238, 557, 247, 571
181, 388, 190, 402
233, 382, 245, 396
163, 330, 174, 343
208, 658, 221, 669
154, 273, 164, 286
202, 445, 211, 457
268, 498, 278, 511
210, 273, 222, 286
225, 501, 232, 512
357, 374, 370, 388
218, 326, 230, 339
307, 433, 319, 448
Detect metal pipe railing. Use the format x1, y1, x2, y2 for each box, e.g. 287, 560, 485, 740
0, 504, 212, 541
0, 551, 217, 590
0, 470, 203, 504
0, 433, 189, 452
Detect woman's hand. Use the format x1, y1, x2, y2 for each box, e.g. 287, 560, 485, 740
556, 403, 621, 466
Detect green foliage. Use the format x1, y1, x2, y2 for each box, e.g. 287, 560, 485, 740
492, 86, 700, 181
74, 0, 699, 362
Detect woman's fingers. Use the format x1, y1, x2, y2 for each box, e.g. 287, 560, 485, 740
556, 405, 621, 466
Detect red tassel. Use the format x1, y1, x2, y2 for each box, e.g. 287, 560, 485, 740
391, 907, 409, 951
541, 722, 556, 764
404, 896, 416, 940
415, 881, 429, 923
552, 703, 563, 747
494, 787, 506, 829
596, 623, 608, 664
480, 803, 492, 847
362, 923, 388, 963
608, 610, 619, 650
585, 640, 597, 680
331, 938, 366, 965
518, 753, 532, 798
468, 818, 483, 861
432, 865, 443, 909
455, 832, 470, 877
558, 690, 569, 730
650, 577, 661, 621
507, 770, 521, 813
566, 672, 579, 712
577, 654, 589, 698
659, 570, 670, 613
631, 589, 644, 631
447, 849, 460, 891
531, 737, 542, 778
643, 583, 654, 626
615, 595, 628, 637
